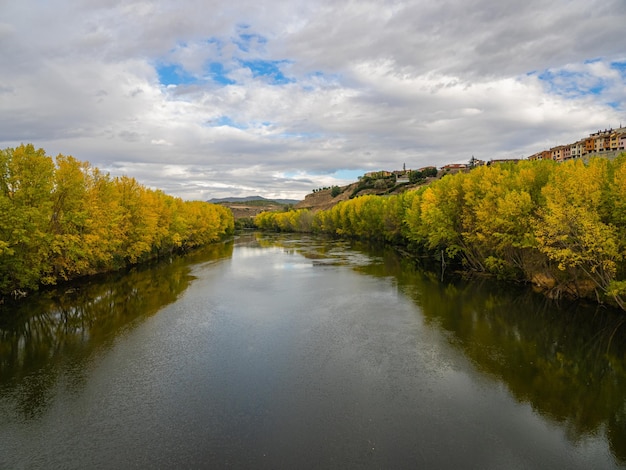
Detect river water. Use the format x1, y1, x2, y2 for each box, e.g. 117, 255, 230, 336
1, 233, 625, 469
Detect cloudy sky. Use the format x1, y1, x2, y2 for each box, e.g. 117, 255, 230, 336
1, 1, 625, 201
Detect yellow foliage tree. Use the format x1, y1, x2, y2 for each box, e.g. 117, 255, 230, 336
0, 145, 234, 298
534, 158, 624, 306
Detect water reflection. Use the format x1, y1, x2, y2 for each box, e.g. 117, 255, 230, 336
256, 233, 626, 463
407, 276, 626, 464
0, 241, 233, 420
2, 233, 626, 465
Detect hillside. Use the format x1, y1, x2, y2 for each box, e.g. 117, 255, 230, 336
294, 184, 354, 211
213, 199, 292, 219
208, 196, 299, 205
209, 196, 301, 219
295, 177, 433, 212
216, 172, 440, 218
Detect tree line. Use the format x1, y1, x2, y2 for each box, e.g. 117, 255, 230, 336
0, 144, 234, 298
255, 156, 626, 310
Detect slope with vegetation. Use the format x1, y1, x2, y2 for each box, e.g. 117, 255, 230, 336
255, 156, 626, 310
0, 144, 234, 299
295, 168, 438, 213
214, 198, 295, 220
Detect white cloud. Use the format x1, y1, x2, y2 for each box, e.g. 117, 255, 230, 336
0, 0, 625, 200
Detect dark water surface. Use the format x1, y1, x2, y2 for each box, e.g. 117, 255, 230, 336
1, 233, 625, 469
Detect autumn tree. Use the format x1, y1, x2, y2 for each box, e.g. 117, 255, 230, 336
0, 145, 234, 299
534, 158, 625, 306
254, 156, 626, 309
0, 144, 55, 292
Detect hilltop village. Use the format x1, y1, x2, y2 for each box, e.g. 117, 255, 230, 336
527, 126, 626, 162
427, 125, 626, 174
346, 126, 626, 187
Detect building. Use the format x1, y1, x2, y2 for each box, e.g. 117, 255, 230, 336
441, 163, 467, 173
610, 132, 621, 151
364, 170, 393, 178
550, 146, 565, 162
570, 140, 585, 159
524, 126, 626, 162
562, 144, 572, 161
393, 170, 411, 184
418, 165, 439, 172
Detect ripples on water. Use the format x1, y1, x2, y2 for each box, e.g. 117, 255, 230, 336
1, 233, 625, 468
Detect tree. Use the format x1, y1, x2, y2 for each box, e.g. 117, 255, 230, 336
0, 145, 235, 299
48, 154, 90, 280
533, 158, 625, 307
0, 145, 55, 291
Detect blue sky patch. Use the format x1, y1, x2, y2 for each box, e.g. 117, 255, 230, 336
334, 169, 367, 180
207, 62, 236, 85
235, 32, 268, 52
284, 169, 366, 180
537, 67, 606, 98
206, 37, 222, 48
211, 116, 247, 129
233, 24, 267, 53
611, 61, 626, 76
156, 64, 197, 86
240, 59, 294, 85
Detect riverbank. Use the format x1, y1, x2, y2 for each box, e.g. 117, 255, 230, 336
0, 144, 235, 302
255, 157, 626, 311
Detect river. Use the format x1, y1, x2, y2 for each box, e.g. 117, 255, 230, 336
1, 233, 625, 469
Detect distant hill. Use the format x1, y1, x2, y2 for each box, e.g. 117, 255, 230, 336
208, 196, 300, 205
208, 196, 301, 220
